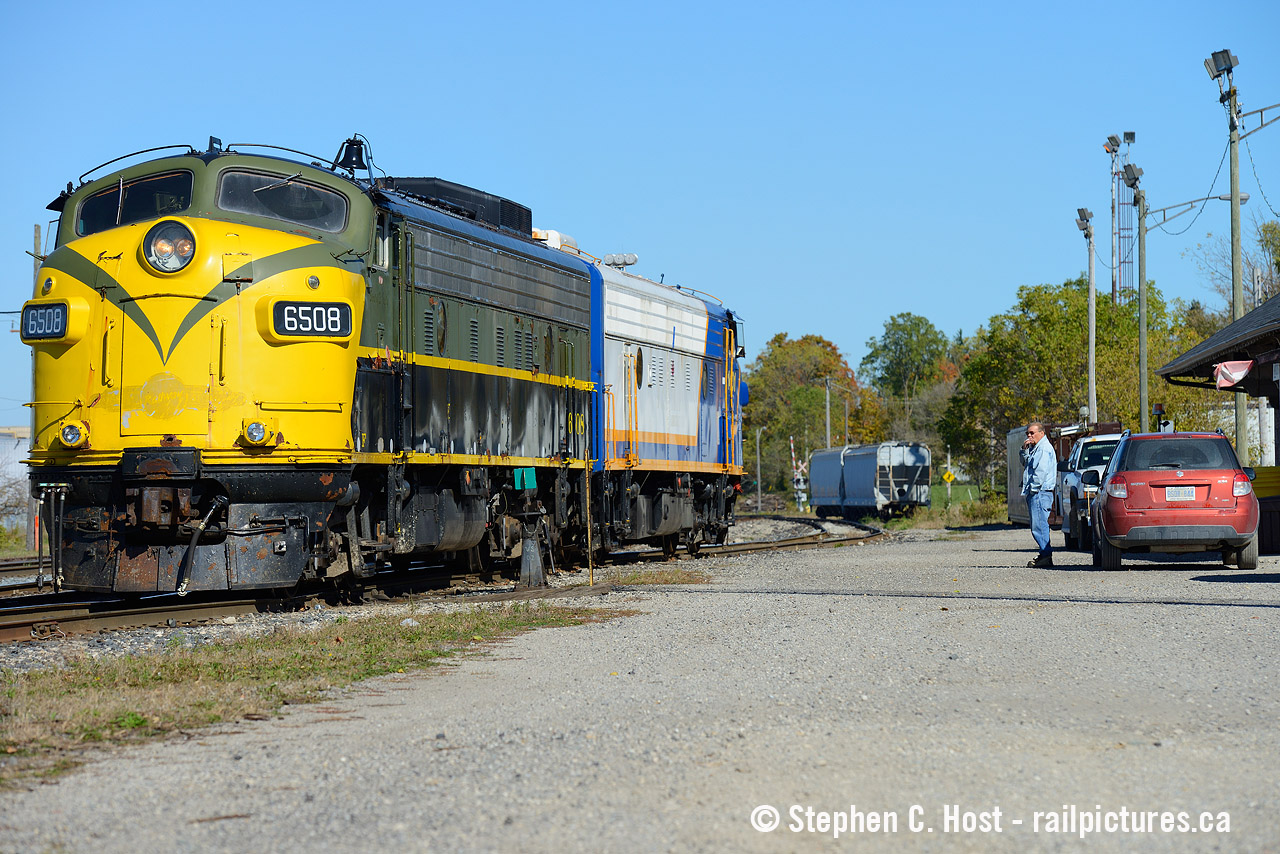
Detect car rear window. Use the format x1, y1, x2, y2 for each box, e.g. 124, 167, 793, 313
1078, 441, 1117, 468
1120, 437, 1237, 471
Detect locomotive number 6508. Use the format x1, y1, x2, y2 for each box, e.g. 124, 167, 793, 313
272, 302, 352, 337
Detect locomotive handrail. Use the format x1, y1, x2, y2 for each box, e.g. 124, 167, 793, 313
119, 293, 217, 302
78, 144, 197, 184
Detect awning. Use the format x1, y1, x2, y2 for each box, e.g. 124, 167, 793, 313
1158, 296, 1280, 396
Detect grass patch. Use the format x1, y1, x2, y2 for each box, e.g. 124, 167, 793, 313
607, 566, 712, 585
876, 495, 1009, 531
0, 602, 622, 787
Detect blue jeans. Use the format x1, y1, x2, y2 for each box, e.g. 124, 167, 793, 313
1027, 491, 1053, 556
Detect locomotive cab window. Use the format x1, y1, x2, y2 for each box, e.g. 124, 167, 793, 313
371, 211, 392, 269
76, 171, 193, 236
218, 170, 349, 233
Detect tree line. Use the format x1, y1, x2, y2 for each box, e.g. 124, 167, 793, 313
742, 220, 1280, 497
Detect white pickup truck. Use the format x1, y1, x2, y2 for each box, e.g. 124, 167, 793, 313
1056, 433, 1123, 550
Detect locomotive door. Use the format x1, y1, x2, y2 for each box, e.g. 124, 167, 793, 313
118, 296, 214, 436
397, 225, 414, 452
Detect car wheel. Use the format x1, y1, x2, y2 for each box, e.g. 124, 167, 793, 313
1098, 526, 1123, 570
1238, 536, 1259, 571
1063, 498, 1079, 550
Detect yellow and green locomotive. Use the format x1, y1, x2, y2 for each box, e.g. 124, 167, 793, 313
23, 136, 743, 594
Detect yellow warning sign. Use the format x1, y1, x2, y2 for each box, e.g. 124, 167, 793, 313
942, 470, 956, 483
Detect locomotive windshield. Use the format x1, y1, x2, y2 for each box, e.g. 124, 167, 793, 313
217, 170, 348, 232
76, 171, 193, 236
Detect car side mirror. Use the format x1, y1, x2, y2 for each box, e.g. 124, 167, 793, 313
1081, 470, 1101, 486
1057, 461, 1072, 472
1244, 466, 1256, 481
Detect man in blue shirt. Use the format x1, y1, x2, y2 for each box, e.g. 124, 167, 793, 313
1020, 422, 1058, 568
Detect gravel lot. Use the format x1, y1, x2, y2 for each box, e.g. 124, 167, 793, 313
2, 525, 1278, 853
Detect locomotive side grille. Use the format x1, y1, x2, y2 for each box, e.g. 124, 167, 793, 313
686, 362, 692, 392
527, 331, 536, 370
496, 326, 505, 367
469, 319, 480, 362
423, 309, 436, 356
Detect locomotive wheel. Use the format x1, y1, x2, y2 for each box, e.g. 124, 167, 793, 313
661, 535, 678, 560
686, 537, 701, 557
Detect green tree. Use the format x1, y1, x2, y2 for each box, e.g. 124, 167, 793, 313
742, 334, 884, 500
859, 313, 949, 399
860, 313, 963, 447
939, 277, 1213, 490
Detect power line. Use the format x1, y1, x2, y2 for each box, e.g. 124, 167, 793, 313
1243, 136, 1280, 218
1153, 140, 1230, 237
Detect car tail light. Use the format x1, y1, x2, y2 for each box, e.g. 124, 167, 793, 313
1106, 474, 1128, 499
1233, 472, 1253, 496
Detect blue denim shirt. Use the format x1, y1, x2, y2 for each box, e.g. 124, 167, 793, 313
1020, 435, 1057, 495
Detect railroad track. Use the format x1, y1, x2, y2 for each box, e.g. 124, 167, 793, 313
0, 517, 885, 642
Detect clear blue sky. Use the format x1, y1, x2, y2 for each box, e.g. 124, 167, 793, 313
1, 0, 1278, 426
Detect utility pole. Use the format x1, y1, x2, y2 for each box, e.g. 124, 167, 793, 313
823, 377, 831, 450
28, 225, 40, 551
1229, 75, 1247, 461
1105, 135, 1120, 301
755, 426, 766, 512
1076, 208, 1097, 423
1122, 164, 1149, 432
1137, 188, 1148, 432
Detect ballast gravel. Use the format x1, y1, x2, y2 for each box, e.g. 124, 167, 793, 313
2, 524, 1279, 853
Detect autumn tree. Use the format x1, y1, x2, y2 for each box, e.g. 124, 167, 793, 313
742, 333, 885, 498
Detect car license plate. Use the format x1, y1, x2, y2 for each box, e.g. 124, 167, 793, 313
1165, 486, 1195, 502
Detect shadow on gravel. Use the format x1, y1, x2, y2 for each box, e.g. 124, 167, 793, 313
1191, 572, 1280, 584
942, 523, 1020, 533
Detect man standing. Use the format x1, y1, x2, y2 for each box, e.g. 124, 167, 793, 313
1021, 422, 1058, 568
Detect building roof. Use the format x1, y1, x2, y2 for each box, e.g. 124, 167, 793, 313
1158, 296, 1280, 396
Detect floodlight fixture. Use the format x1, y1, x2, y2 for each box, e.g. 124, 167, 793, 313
1076, 218, 1089, 232
1123, 163, 1143, 189
1204, 49, 1238, 79
1107, 134, 1121, 150
1123, 131, 1136, 144
1077, 208, 1093, 221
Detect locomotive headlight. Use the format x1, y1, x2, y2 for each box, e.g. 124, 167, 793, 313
241, 419, 275, 447
143, 221, 196, 273
58, 420, 89, 449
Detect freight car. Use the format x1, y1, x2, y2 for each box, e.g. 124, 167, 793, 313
22, 136, 745, 594
809, 443, 931, 519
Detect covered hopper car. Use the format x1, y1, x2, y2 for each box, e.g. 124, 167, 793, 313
809, 442, 931, 519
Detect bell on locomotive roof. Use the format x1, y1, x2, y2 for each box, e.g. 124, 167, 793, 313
334, 136, 367, 173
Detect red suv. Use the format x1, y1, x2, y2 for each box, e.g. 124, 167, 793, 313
1082, 431, 1259, 570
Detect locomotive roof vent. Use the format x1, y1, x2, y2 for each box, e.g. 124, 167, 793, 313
604, 253, 638, 268
377, 176, 532, 235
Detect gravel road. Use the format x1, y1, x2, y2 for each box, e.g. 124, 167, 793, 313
2, 525, 1277, 853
